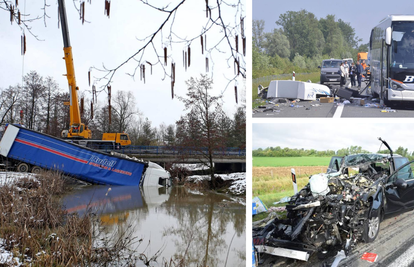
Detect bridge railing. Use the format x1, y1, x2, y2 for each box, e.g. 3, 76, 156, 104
100, 145, 246, 157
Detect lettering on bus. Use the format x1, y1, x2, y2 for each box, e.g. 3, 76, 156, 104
403, 76, 414, 83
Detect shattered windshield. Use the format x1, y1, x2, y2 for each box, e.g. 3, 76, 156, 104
343, 154, 387, 168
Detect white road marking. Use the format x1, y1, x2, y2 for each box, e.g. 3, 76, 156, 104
388, 244, 414, 267
333, 104, 344, 118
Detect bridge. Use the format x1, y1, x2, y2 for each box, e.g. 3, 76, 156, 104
105, 145, 246, 172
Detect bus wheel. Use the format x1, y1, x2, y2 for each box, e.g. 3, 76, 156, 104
16, 163, 29, 172
31, 166, 42, 174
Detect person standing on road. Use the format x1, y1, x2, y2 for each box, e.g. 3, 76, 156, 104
361, 60, 367, 70
356, 61, 364, 88
344, 61, 350, 78
350, 62, 356, 87
340, 62, 346, 87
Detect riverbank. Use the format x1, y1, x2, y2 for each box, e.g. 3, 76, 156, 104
0, 170, 246, 266
185, 172, 246, 196
0, 171, 138, 266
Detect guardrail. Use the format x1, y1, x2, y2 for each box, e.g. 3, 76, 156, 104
99, 145, 246, 157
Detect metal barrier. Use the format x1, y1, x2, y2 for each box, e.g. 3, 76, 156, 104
99, 145, 246, 157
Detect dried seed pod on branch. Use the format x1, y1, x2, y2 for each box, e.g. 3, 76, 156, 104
171, 63, 176, 99
104, 0, 111, 17
234, 86, 238, 104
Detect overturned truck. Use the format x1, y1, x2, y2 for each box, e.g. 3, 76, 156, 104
253, 138, 413, 261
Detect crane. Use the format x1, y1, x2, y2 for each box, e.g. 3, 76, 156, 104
58, 0, 91, 139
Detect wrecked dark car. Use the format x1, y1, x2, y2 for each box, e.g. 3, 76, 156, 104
253, 139, 413, 262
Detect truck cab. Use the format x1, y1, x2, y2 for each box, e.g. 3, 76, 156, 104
102, 133, 131, 147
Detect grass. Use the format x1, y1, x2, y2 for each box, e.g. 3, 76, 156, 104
253, 156, 331, 167
252, 165, 327, 210
252, 72, 320, 108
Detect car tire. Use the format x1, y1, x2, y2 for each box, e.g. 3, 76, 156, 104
31, 166, 42, 174
363, 208, 381, 243
16, 163, 30, 172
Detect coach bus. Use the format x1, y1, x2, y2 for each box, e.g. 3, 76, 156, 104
369, 15, 414, 105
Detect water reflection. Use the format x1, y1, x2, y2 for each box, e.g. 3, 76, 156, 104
62, 186, 246, 266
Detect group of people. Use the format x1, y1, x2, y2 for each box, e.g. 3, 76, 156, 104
339, 60, 366, 88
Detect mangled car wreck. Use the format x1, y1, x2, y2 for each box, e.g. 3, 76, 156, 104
253, 138, 414, 263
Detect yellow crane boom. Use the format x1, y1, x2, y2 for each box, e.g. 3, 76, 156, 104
58, 0, 91, 139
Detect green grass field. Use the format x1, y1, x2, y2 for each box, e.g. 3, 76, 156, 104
253, 156, 331, 167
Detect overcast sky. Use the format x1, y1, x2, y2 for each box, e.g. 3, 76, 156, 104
253, 120, 414, 154
0, 1, 245, 128
253, 0, 414, 44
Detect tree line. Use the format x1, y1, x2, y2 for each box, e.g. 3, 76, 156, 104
0, 71, 245, 149
253, 10, 369, 78
253, 146, 414, 160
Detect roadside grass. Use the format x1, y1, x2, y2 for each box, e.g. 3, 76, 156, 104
252, 72, 320, 108
253, 165, 326, 211
253, 156, 331, 167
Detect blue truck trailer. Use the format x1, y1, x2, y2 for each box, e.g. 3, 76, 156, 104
0, 124, 170, 187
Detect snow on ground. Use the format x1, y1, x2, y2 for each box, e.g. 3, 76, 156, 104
0, 238, 23, 266
0, 172, 37, 186
172, 163, 210, 171
187, 172, 246, 195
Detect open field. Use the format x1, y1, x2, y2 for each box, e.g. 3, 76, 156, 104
253, 157, 331, 167
253, 166, 326, 207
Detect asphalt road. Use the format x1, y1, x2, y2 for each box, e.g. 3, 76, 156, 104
256, 208, 414, 267
253, 81, 414, 118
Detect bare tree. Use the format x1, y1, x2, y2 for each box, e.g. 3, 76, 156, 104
0, 86, 21, 126
2, 0, 246, 98
43, 77, 59, 134
22, 71, 45, 130
111, 91, 139, 133
176, 74, 228, 189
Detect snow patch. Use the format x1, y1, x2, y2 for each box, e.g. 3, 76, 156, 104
186, 172, 246, 195
0, 172, 38, 186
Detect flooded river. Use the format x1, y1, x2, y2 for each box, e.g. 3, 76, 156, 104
62, 185, 246, 266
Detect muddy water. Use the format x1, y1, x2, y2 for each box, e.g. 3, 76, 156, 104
62, 185, 246, 266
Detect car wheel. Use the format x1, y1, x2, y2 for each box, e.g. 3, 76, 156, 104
31, 166, 42, 174
16, 163, 30, 172
363, 208, 381, 243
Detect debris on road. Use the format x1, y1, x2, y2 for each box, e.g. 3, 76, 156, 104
259, 80, 331, 101
320, 97, 334, 103
361, 252, 378, 263
253, 196, 268, 215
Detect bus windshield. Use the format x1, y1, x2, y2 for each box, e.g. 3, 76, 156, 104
391, 21, 414, 69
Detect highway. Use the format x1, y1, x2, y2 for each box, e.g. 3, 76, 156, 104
253, 81, 414, 118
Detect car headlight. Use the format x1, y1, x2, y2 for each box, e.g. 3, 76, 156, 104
320, 71, 326, 74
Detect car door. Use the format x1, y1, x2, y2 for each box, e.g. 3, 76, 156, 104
384, 160, 414, 213
327, 156, 343, 173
